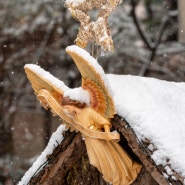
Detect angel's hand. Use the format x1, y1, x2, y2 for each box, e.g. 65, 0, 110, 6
104, 124, 110, 133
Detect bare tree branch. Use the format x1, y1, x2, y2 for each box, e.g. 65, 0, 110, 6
139, 15, 170, 76
130, 0, 153, 51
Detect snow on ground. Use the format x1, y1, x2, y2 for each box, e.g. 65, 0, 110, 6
107, 74, 185, 178
18, 125, 66, 185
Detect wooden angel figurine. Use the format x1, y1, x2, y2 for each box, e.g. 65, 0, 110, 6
24, 45, 142, 185
61, 96, 141, 185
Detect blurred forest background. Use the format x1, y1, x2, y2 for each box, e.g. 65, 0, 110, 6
0, 0, 185, 184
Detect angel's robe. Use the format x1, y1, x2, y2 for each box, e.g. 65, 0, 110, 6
74, 107, 142, 185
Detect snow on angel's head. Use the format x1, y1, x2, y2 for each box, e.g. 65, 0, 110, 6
63, 87, 90, 105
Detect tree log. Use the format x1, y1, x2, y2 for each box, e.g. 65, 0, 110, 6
27, 115, 184, 185
28, 131, 107, 185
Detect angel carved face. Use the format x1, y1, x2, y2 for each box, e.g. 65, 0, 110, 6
62, 96, 86, 115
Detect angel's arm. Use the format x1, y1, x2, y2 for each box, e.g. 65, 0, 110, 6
103, 124, 110, 133
89, 108, 111, 133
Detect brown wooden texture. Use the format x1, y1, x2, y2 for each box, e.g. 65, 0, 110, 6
28, 131, 107, 185
29, 131, 86, 185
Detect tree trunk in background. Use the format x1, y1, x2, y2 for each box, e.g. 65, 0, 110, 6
0, 129, 13, 156
178, 0, 185, 43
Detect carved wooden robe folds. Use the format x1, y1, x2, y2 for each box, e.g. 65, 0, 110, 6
75, 107, 142, 185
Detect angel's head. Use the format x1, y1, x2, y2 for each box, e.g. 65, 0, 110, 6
62, 96, 86, 115
61, 87, 90, 114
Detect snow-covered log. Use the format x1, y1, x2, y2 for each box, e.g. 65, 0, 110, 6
28, 132, 87, 185
108, 74, 185, 185
19, 124, 158, 185
111, 115, 183, 185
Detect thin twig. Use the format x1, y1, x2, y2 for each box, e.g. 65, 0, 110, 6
139, 15, 170, 76
130, 0, 172, 76
32, 19, 56, 64
130, 0, 153, 51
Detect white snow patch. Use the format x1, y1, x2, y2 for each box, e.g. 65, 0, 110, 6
65, 0, 85, 6
163, 172, 169, 179
107, 74, 185, 178
165, 166, 173, 176
148, 144, 154, 151
18, 125, 66, 185
172, 176, 176, 180
64, 87, 90, 105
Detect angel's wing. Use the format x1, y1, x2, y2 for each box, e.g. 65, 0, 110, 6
25, 64, 119, 141
24, 64, 69, 109
24, 64, 69, 96
66, 45, 115, 118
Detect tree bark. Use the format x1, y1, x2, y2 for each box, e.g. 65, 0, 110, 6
29, 131, 107, 185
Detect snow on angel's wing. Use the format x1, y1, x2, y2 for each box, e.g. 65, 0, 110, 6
24, 64, 119, 141
24, 64, 69, 96
66, 45, 115, 118
24, 64, 69, 109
